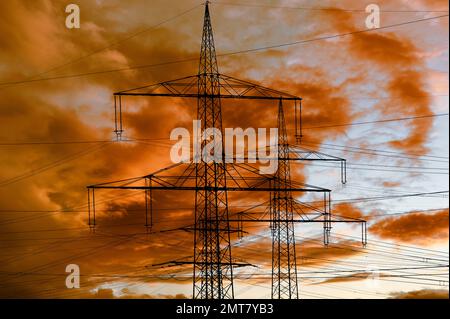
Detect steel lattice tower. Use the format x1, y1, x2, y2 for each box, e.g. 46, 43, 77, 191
194, 2, 234, 299
271, 100, 299, 299
86, 1, 368, 300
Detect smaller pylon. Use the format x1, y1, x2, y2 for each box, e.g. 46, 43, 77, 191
271, 100, 299, 299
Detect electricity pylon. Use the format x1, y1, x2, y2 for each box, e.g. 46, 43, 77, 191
194, 2, 234, 299
271, 100, 298, 299
86, 1, 367, 299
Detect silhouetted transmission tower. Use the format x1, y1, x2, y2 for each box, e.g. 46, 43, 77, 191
194, 2, 234, 299
270, 101, 298, 299
87, 1, 367, 299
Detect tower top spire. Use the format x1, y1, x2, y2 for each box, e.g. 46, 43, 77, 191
199, 0, 219, 76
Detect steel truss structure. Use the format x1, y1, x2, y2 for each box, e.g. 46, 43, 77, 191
87, 2, 366, 299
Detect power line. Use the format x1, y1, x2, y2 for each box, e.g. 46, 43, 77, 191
2, 113, 447, 145
0, 4, 202, 91
0, 138, 166, 146
1, 269, 447, 279
344, 183, 443, 196
0, 142, 111, 188
1, 7, 448, 299
301, 140, 449, 160
321, 191, 449, 204
0, 186, 148, 226
300, 142, 449, 163
333, 233, 449, 256
1, 112, 448, 147
241, 232, 448, 270
345, 162, 448, 171
213, 1, 450, 13
0, 57, 199, 87
302, 113, 449, 130
0, 14, 447, 87
0, 193, 447, 216
345, 94, 449, 100
2, 231, 446, 276
216, 14, 450, 56
243, 231, 449, 273
1, 230, 445, 297
0, 140, 116, 146
295, 235, 449, 264
0, 234, 139, 287
301, 161, 449, 175
369, 208, 449, 217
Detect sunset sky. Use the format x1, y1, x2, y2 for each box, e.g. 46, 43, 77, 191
0, 0, 448, 299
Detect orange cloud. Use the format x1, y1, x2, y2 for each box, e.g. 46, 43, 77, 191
312, 272, 371, 285
370, 209, 449, 244
333, 203, 365, 219
0, 0, 447, 299
87, 288, 188, 299
318, 4, 438, 154
382, 181, 402, 188
390, 289, 449, 299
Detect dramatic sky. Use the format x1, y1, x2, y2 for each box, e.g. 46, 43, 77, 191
0, 0, 448, 299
